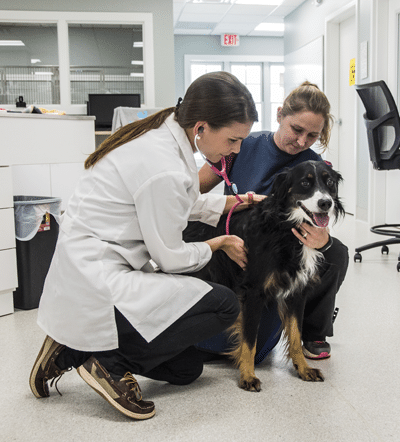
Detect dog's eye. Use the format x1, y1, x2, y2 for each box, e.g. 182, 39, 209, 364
326, 178, 335, 187
301, 180, 311, 188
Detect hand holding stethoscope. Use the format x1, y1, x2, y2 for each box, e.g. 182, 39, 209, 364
194, 129, 265, 234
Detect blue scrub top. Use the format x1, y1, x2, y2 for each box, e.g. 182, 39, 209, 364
226, 131, 322, 196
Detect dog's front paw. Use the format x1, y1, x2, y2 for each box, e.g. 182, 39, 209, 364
298, 367, 324, 382
239, 375, 262, 392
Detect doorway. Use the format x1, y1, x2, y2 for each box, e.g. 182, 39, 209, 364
325, 3, 357, 216
338, 14, 357, 215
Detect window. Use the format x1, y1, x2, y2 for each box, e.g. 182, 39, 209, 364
270, 64, 285, 132
0, 11, 155, 112
0, 23, 60, 105
231, 63, 262, 132
190, 63, 222, 82
187, 58, 284, 133
68, 24, 144, 105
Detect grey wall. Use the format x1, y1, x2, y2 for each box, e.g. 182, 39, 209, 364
0, 0, 175, 108
174, 35, 284, 99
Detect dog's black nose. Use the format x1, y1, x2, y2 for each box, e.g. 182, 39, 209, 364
318, 198, 332, 211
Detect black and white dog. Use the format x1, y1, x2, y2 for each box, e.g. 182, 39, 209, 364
183, 160, 344, 391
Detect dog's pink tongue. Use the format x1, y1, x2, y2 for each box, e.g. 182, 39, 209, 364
313, 213, 329, 228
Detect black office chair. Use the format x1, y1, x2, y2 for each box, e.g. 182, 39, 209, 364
354, 80, 400, 272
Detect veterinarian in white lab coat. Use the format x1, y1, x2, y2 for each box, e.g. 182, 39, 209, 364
30, 72, 260, 420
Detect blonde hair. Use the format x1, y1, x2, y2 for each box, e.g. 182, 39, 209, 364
85, 71, 258, 169
280, 81, 333, 151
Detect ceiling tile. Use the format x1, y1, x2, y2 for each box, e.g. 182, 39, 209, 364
175, 21, 217, 30
281, 0, 306, 6
219, 14, 267, 24
173, 0, 305, 35
181, 3, 232, 15
228, 4, 277, 15
179, 12, 223, 22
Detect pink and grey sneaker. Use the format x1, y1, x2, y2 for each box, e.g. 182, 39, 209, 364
302, 341, 331, 360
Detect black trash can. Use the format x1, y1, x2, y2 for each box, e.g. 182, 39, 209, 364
13, 196, 61, 310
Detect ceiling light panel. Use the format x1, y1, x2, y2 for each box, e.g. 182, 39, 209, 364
234, 0, 283, 5
190, 0, 231, 3
269, 4, 298, 16
0, 40, 25, 46
254, 22, 284, 31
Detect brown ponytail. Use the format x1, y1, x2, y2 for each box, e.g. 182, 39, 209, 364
85, 107, 175, 169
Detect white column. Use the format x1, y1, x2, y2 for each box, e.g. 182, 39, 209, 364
57, 19, 71, 108
143, 17, 155, 107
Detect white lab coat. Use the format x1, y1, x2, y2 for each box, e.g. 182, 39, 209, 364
37, 114, 226, 351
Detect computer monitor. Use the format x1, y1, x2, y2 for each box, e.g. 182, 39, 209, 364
87, 93, 141, 131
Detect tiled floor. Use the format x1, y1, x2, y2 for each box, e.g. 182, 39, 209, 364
1, 214, 399, 442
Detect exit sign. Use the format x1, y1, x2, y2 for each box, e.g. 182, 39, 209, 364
221, 34, 240, 47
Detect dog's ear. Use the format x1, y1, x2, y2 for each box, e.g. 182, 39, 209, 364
328, 167, 345, 223
330, 168, 344, 197
335, 170, 343, 186
269, 168, 293, 201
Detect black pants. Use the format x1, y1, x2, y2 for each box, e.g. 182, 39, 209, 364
57, 282, 240, 385
302, 237, 349, 341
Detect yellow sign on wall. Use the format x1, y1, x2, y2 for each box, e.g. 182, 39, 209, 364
349, 58, 356, 86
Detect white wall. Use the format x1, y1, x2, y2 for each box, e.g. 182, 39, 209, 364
284, 0, 354, 56
174, 35, 284, 99
284, 0, 383, 224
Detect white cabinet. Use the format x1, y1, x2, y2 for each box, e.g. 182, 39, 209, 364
11, 163, 85, 212
0, 167, 17, 316
0, 113, 95, 315
0, 166, 13, 207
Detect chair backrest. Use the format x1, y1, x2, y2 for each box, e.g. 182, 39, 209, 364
111, 106, 163, 133
355, 80, 400, 170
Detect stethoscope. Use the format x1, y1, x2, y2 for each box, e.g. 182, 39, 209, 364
194, 132, 243, 235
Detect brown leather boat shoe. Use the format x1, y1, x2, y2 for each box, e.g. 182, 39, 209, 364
30, 335, 70, 398
77, 356, 155, 420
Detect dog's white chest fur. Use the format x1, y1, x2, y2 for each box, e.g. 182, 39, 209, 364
300, 245, 322, 281
278, 246, 322, 301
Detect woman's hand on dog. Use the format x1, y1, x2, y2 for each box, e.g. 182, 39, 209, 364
205, 235, 248, 270
223, 193, 266, 214
292, 223, 330, 250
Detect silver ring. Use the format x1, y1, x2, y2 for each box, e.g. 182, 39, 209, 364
303, 233, 308, 239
